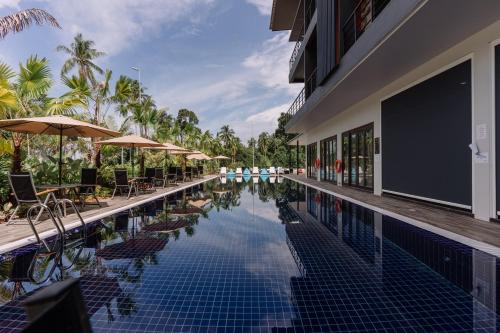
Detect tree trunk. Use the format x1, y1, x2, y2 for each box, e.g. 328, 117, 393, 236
95, 146, 102, 169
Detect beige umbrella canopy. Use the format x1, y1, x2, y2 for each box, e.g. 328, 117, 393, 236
149, 142, 188, 152
187, 151, 212, 160
96, 135, 164, 176
212, 155, 230, 160
0, 115, 120, 184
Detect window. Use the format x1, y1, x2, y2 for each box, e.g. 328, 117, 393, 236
342, 124, 374, 189
320, 136, 337, 183
307, 143, 317, 179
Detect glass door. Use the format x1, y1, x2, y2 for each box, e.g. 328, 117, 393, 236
342, 124, 374, 190
320, 136, 337, 183
307, 143, 317, 179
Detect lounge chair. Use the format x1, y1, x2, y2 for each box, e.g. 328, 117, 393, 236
260, 168, 270, 176
167, 167, 178, 185
154, 168, 166, 188
236, 167, 243, 176
269, 167, 277, 175
77, 168, 101, 207
192, 166, 199, 179
251, 167, 259, 175
243, 168, 251, 176
7, 172, 59, 225
198, 165, 204, 178
176, 167, 184, 182
269, 176, 276, 184
112, 169, 136, 199
220, 167, 227, 176
144, 168, 156, 189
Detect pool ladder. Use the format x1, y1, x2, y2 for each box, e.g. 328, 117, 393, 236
26, 199, 87, 278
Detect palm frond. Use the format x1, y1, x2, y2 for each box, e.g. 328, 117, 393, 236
0, 8, 61, 39
17, 55, 52, 99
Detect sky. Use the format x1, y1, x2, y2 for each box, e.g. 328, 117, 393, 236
0, 0, 301, 142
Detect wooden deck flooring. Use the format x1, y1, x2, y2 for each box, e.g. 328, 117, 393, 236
0, 175, 218, 254
285, 174, 500, 255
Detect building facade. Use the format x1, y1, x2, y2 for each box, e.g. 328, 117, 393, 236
270, 0, 500, 221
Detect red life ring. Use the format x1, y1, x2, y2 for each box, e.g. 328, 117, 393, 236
335, 199, 342, 213
335, 160, 343, 173
314, 193, 321, 204
314, 159, 321, 169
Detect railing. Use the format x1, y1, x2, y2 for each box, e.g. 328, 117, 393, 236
305, 67, 317, 98
285, 87, 305, 123
305, 0, 316, 30
342, 0, 390, 54
289, 40, 303, 70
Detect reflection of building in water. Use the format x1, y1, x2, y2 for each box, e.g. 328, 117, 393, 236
280, 186, 500, 332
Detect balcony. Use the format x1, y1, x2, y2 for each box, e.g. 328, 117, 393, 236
285, 87, 305, 123
342, 0, 391, 54
289, 40, 303, 70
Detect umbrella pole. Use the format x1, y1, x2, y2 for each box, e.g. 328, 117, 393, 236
58, 129, 63, 185
131, 146, 135, 178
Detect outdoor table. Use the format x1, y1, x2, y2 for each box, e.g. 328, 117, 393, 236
37, 184, 81, 216
131, 177, 148, 196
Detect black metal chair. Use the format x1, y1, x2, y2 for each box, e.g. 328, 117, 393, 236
112, 169, 136, 199
198, 165, 204, 178
7, 173, 59, 225
176, 167, 184, 182
144, 168, 156, 189
185, 167, 192, 182
154, 168, 165, 188
167, 167, 178, 185
77, 168, 100, 208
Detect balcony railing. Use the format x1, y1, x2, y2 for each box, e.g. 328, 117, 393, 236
285, 87, 305, 123
305, 68, 317, 98
305, 0, 316, 30
342, 0, 390, 54
289, 40, 303, 70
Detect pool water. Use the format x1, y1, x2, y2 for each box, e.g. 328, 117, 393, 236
0, 178, 500, 332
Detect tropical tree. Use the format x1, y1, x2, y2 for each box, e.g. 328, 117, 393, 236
217, 125, 235, 150
56, 33, 105, 85
0, 8, 60, 39
175, 109, 198, 145
258, 132, 270, 159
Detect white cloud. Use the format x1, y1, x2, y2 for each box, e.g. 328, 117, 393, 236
0, 0, 20, 8
41, 0, 215, 55
246, 0, 272, 16
243, 32, 300, 96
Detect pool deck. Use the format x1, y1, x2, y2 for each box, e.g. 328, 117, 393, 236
285, 174, 500, 256
0, 175, 218, 255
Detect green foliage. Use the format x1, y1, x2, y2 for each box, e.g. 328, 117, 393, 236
0, 156, 10, 203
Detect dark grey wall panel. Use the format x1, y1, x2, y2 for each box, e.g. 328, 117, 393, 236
382, 60, 472, 207
317, 0, 339, 84
496, 45, 500, 212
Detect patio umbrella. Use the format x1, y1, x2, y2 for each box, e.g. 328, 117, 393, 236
96, 237, 167, 260
0, 115, 120, 185
95, 134, 164, 177
212, 155, 230, 160
187, 151, 212, 160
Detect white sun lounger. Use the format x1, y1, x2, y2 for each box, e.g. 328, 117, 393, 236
252, 167, 259, 175
220, 167, 227, 176
236, 167, 243, 176
269, 167, 277, 175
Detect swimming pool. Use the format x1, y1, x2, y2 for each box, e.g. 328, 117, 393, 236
0, 178, 499, 332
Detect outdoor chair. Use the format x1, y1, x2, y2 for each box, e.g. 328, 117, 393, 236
167, 167, 178, 185
220, 167, 227, 176
198, 165, 204, 178
192, 166, 199, 179
269, 167, 277, 175
112, 169, 136, 199
77, 168, 100, 208
176, 167, 184, 182
252, 167, 259, 175
185, 167, 192, 182
154, 168, 166, 188
7, 172, 59, 225
236, 167, 243, 176
144, 168, 157, 189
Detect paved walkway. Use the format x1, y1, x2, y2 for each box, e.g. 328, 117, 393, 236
285, 174, 500, 255
0, 175, 218, 254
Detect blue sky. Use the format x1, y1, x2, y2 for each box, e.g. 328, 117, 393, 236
0, 0, 301, 141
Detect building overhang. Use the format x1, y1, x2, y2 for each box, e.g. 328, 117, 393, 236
286, 0, 500, 133
270, 0, 301, 31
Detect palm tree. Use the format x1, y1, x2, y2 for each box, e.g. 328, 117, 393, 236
258, 132, 270, 159
0, 8, 60, 39
1, 56, 52, 172
217, 125, 235, 149
175, 109, 198, 144
57, 33, 105, 85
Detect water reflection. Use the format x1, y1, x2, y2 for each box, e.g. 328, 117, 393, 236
0, 178, 499, 332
